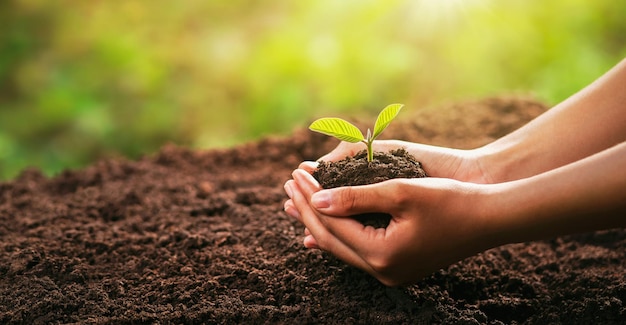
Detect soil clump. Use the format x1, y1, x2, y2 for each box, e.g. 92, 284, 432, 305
313, 148, 427, 228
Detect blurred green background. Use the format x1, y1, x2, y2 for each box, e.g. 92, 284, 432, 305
1, 0, 625, 181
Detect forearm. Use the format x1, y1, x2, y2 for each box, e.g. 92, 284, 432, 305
481, 141, 626, 248
477, 58, 626, 183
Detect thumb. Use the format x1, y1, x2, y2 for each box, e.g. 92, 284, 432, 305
318, 142, 362, 162
310, 183, 399, 217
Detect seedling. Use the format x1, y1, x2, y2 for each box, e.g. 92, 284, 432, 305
309, 103, 403, 162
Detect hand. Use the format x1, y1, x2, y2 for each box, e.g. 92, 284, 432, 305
284, 168, 493, 286
299, 140, 494, 184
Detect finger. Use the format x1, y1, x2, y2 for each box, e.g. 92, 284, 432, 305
302, 178, 407, 265
291, 172, 401, 281
310, 181, 404, 217
318, 212, 394, 263
317, 140, 403, 162
289, 170, 372, 271
291, 168, 321, 194
298, 161, 318, 173
303, 228, 318, 248
318, 142, 362, 162
283, 198, 302, 222
303, 234, 319, 249
284, 180, 295, 199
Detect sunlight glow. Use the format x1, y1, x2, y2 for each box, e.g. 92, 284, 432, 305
407, 0, 492, 27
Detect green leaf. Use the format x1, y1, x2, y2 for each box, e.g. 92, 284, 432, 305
309, 118, 364, 143
372, 103, 403, 140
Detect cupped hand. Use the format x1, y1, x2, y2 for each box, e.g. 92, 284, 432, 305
299, 140, 494, 184
284, 168, 494, 286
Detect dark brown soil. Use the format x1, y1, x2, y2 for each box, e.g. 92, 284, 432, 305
313, 148, 427, 228
1, 96, 625, 324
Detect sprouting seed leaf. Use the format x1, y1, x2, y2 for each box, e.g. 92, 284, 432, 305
372, 103, 403, 140
309, 117, 365, 143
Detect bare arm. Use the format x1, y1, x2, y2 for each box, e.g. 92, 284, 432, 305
477, 58, 626, 182
483, 141, 626, 247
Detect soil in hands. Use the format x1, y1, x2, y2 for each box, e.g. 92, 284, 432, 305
313, 148, 427, 228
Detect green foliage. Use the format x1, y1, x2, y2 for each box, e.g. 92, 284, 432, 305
309, 104, 403, 162
308, 118, 365, 143
1, 0, 626, 180
373, 103, 403, 140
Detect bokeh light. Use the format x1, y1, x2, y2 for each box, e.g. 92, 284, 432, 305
1, 0, 625, 180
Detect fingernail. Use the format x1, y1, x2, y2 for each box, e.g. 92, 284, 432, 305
311, 191, 330, 209
284, 182, 294, 198
303, 235, 319, 249
284, 205, 300, 219
301, 161, 319, 169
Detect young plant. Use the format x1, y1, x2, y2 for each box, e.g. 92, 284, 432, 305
309, 103, 403, 162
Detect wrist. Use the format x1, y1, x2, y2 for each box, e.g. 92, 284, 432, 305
441, 181, 512, 256
464, 179, 557, 250
472, 139, 533, 183
472, 182, 525, 248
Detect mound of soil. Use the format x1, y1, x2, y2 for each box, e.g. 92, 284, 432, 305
1, 97, 625, 324
314, 148, 427, 188
313, 148, 427, 228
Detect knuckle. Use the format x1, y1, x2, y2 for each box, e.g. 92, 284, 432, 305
312, 238, 327, 252
367, 252, 405, 287
368, 255, 393, 275
342, 142, 361, 155
377, 276, 402, 288
298, 161, 319, 173
387, 180, 412, 207
339, 187, 361, 211
310, 232, 331, 251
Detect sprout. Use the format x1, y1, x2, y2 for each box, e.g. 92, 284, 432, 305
309, 103, 403, 162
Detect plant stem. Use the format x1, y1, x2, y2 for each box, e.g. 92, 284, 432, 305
366, 140, 373, 162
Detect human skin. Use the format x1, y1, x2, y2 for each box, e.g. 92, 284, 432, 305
284, 58, 626, 286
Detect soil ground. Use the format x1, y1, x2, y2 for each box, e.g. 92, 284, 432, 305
1, 96, 625, 324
